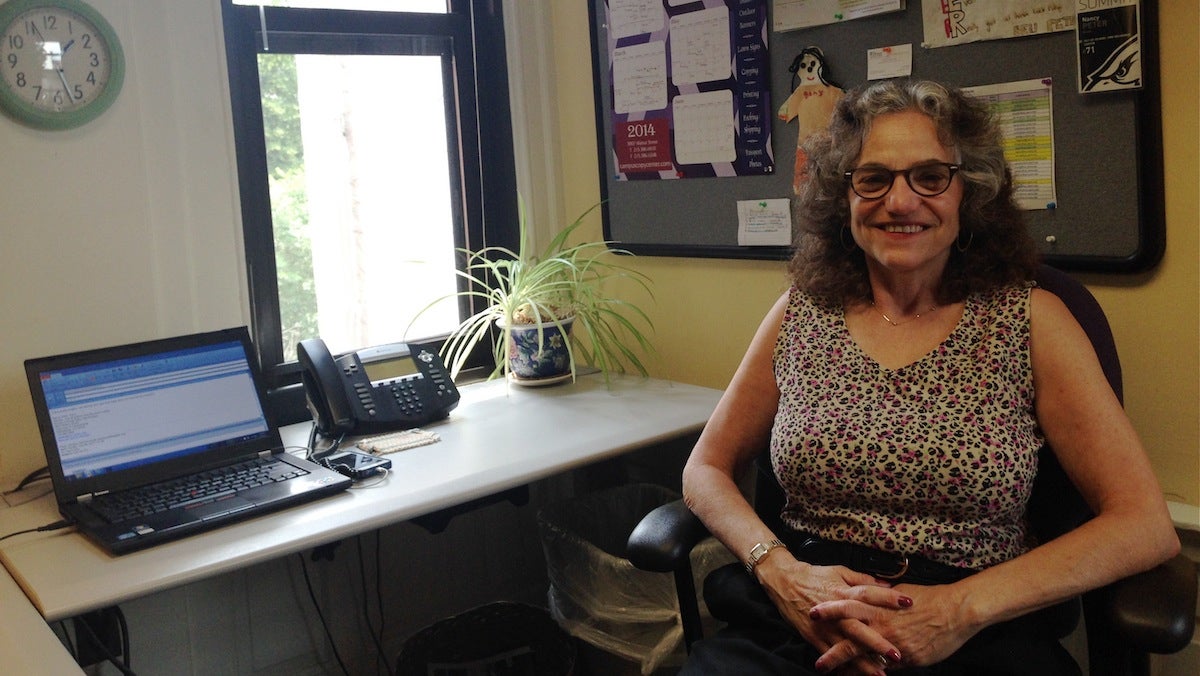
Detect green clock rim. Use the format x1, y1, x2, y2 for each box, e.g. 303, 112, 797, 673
0, 0, 126, 130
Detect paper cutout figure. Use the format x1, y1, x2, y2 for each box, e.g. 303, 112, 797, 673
778, 47, 844, 194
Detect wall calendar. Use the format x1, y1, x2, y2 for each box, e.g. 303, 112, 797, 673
604, 0, 772, 181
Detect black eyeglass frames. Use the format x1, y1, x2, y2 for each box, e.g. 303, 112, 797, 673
844, 162, 960, 199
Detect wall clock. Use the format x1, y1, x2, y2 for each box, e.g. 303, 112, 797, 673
0, 0, 125, 130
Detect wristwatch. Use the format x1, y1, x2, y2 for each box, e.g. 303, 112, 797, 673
745, 538, 787, 574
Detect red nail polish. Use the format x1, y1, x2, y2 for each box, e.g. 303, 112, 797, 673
898, 595, 914, 608
886, 649, 903, 663
809, 607, 822, 620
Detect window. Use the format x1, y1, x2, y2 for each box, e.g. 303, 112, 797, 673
221, 0, 518, 419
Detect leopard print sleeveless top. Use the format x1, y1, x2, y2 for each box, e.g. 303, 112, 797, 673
770, 285, 1043, 570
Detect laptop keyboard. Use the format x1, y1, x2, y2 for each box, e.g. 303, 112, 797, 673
89, 456, 308, 523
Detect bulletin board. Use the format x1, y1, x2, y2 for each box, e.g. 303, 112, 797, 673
587, 0, 1164, 272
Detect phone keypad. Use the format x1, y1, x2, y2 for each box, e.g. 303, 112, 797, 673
389, 377, 426, 417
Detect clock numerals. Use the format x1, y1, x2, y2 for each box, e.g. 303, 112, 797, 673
2, 18, 104, 106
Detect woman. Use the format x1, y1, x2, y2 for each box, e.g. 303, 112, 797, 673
680, 80, 1179, 675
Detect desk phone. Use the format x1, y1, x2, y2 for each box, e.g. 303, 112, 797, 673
297, 338, 460, 437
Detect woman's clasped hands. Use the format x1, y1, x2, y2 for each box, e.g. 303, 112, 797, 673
757, 553, 978, 675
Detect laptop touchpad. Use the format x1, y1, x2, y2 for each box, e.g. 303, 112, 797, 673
186, 495, 256, 521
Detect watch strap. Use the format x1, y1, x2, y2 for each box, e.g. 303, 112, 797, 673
744, 538, 787, 574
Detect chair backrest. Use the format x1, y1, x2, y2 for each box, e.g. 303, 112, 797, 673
753, 263, 1121, 577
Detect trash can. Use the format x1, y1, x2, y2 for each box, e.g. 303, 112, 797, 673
537, 483, 735, 675
395, 601, 576, 676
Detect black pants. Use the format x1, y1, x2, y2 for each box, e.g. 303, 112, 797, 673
680, 563, 1081, 676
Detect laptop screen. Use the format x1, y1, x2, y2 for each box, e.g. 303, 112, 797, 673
26, 328, 281, 499
37, 341, 270, 481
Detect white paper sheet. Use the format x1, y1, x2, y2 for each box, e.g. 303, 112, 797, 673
613, 41, 668, 114
737, 198, 793, 246
669, 6, 732, 85
866, 43, 913, 80
963, 79, 1058, 211
673, 90, 736, 165
774, 0, 903, 33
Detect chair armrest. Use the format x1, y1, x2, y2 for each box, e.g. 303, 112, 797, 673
627, 499, 712, 572
1106, 553, 1197, 654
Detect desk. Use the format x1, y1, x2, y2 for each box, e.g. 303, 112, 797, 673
0, 565, 81, 673
0, 375, 719, 668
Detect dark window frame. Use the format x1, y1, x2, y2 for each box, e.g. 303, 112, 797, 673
220, 0, 518, 422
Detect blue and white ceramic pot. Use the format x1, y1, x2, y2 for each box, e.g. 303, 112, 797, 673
503, 316, 574, 383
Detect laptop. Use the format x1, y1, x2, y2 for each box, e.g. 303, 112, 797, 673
24, 327, 352, 555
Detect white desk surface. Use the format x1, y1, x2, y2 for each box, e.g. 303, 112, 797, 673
0, 374, 720, 622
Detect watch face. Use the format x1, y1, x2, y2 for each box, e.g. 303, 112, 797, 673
0, 0, 124, 129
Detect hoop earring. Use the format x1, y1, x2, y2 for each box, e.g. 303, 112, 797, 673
955, 230, 974, 253
840, 227, 857, 252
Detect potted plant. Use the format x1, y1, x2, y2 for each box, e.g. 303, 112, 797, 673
414, 200, 655, 385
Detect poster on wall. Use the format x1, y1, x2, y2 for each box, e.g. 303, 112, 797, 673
921, 0, 1076, 49
606, 0, 773, 181
1077, 0, 1141, 93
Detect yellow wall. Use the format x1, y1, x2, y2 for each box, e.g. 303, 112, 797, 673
548, 1, 1200, 506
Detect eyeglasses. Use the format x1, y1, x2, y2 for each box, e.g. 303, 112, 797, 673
844, 162, 960, 199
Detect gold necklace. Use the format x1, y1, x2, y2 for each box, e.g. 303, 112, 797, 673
871, 300, 938, 327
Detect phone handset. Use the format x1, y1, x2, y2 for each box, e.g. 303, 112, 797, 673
296, 338, 461, 438
296, 338, 362, 436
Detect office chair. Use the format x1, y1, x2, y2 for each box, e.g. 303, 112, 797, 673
627, 264, 1196, 676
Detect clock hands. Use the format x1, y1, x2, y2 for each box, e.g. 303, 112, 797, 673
28, 21, 75, 108
56, 39, 77, 107
42, 40, 75, 108
55, 67, 74, 108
